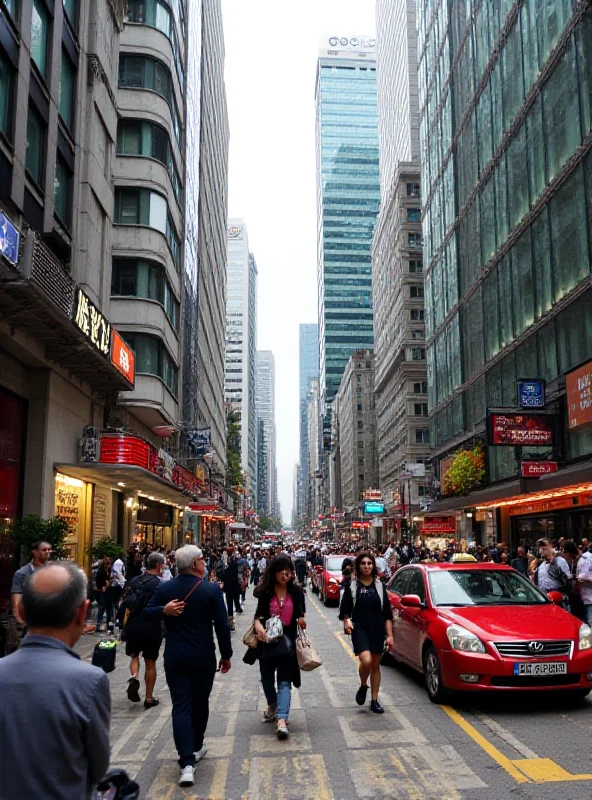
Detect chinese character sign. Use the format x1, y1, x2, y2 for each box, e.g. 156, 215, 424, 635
110, 329, 135, 386
72, 288, 111, 356
517, 379, 546, 409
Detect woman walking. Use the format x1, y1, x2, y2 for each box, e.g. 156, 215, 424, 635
339, 552, 393, 714
253, 555, 306, 739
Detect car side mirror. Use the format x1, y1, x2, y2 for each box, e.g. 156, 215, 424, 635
547, 590, 564, 605
401, 594, 423, 609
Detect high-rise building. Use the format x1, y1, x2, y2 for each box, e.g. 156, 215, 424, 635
297, 323, 319, 524
419, 1, 592, 545
333, 350, 378, 512
315, 36, 381, 409
305, 378, 322, 524
373, 0, 429, 527
225, 220, 258, 502
255, 350, 277, 517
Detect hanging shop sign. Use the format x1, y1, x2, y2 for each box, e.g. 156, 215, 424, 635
72, 287, 111, 357
110, 329, 135, 386
352, 521, 370, 529
364, 501, 385, 515
0, 211, 20, 265
517, 379, 546, 409
521, 461, 558, 478
566, 360, 592, 430
488, 413, 553, 446
362, 489, 383, 501
188, 427, 212, 454
420, 516, 456, 534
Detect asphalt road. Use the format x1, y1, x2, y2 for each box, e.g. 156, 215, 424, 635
78, 585, 592, 799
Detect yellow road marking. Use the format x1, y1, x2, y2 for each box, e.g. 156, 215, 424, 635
442, 705, 592, 784
209, 758, 229, 799
333, 630, 358, 663
440, 705, 529, 783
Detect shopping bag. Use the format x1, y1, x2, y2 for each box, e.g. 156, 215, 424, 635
242, 621, 258, 648
92, 639, 117, 673
265, 614, 284, 641
296, 628, 322, 672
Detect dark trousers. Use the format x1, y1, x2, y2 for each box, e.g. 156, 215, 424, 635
165, 660, 216, 768
250, 567, 260, 585
225, 589, 242, 616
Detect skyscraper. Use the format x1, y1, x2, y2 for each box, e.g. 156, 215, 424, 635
225, 220, 258, 502
373, 0, 429, 527
297, 323, 319, 523
315, 36, 381, 409
256, 350, 277, 518
419, 1, 592, 544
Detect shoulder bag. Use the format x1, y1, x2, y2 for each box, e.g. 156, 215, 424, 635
243, 621, 258, 649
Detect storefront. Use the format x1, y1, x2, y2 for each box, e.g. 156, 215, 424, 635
419, 516, 457, 550
506, 490, 592, 548
0, 388, 27, 606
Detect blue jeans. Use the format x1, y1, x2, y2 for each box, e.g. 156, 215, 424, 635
259, 660, 292, 720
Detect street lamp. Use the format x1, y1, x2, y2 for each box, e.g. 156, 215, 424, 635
203, 451, 214, 497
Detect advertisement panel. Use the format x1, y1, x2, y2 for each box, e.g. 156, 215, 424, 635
566, 360, 592, 430
111, 329, 135, 385
364, 501, 385, 515
520, 461, 558, 478
489, 413, 553, 446
420, 516, 456, 534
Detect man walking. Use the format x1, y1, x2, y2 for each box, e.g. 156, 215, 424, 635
10, 539, 52, 624
144, 545, 232, 788
125, 551, 165, 708
0, 563, 111, 799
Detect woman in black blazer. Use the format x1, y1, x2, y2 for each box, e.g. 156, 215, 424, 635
253, 555, 306, 739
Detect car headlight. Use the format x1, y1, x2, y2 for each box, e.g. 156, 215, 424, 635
446, 624, 486, 654
579, 623, 592, 651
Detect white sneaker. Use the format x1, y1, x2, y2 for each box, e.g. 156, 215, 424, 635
194, 741, 208, 762
179, 765, 195, 787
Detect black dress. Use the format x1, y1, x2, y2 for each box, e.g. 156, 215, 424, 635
339, 580, 393, 656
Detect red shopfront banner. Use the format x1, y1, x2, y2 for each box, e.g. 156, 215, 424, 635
352, 521, 370, 529
420, 516, 456, 534
509, 494, 592, 517
489, 413, 553, 446
566, 360, 592, 430
521, 461, 558, 478
100, 434, 204, 497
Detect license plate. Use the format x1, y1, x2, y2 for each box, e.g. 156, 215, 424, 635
513, 662, 567, 676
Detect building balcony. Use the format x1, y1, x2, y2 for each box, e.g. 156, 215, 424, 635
110, 297, 179, 358
118, 373, 178, 428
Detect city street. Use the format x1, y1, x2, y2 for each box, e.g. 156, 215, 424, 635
78, 588, 592, 800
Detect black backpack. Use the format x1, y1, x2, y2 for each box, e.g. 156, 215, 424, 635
121, 574, 159, 627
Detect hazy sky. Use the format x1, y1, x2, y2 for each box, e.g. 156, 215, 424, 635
221, 0, 376, 524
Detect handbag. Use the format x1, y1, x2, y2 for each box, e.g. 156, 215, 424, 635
243, 621, 258, 648
296, 628, 322, 672
265, 614, 284, 641
257, 634, 292, 660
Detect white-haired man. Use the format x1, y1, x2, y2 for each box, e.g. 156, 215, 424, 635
144, 545, 232, 788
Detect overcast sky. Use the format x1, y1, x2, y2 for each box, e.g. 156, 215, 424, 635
221, 0, 376, 524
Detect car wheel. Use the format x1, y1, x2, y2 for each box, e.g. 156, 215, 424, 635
323, 591, 329, 607
423, 645, 450, 704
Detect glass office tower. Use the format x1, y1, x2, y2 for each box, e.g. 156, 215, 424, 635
315, 37, 381, 409
419, 1, 592, 538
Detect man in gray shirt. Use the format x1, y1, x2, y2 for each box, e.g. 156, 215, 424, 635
0, 562, 111, 799
10, 539, 52, 623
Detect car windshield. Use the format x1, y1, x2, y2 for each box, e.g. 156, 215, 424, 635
326, 557, 346, 571
428, 569, 549, 606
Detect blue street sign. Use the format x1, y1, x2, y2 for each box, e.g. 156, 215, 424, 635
0, 211, 19, 266
517, 379, 546, 409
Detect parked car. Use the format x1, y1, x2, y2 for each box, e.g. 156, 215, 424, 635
312, 555, 348, 606
385, 563, 592, 703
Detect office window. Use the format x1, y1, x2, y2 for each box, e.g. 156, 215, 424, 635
357, 403, 363, 411
415, 428, 429, 444
415, 403, 428, 417
542, 41, 581, 184
413, 381, 428, 394
357, 420, 363, 430
63, 0, 75, 26
410, 285, 424, 299
407, 208, 421, 223
0, 52, 12, 138
117, 120, 142, 154
409, 232, 423, 249
25, 106, 45, 185
119, 55, 181, 146
31, 0, 49, 77
53, 156, 71, 226
116, 119, 182, 203
410, 309, 424, 321
126, 0, 172, 38
59, 50, 75, 131
122, 333, 178, 395
411, 348, 426, 361
411, 330, 423, 340
111, 258, 180, 330
409, 260, 423, 273
407, 182, 420, 197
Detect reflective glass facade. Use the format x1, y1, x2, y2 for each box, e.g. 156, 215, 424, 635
419, 0, 592, 479
315, 55, 381, 406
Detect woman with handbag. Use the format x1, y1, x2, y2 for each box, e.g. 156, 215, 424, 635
339, 552, 393, 714
253, 555, 306, 739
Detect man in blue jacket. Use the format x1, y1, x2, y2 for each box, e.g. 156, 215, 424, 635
144, 544, 232, 788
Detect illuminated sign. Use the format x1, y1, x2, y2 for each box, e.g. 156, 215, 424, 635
420, 517, 456, 534
521, 461, 558, 478
352, 521, 370, 529
566, 360, 592, 430
110, 329, 135, 385
517, 379, 546, 409
489, 413, 553, 446
0, 211, 19, 265
228, 226, 242, 238
72, 288, 110, 356
364, 501, 385, 514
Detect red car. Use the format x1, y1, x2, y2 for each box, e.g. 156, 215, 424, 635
385, 563, 592, 703
312, 555, 347, 606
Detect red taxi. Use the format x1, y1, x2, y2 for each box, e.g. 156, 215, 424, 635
312, 555, 347, 606
385, 563, 592, 703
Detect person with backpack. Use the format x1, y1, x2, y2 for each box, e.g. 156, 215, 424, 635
339, 551, 393, 714
124, 552, 165, 708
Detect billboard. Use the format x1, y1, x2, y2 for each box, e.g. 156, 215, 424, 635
420, 517, 456, 534
566, 360, 592, 430
489, 413, 553, 446
364, 501, 385, 515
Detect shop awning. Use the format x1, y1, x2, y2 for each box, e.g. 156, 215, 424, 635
55, 462, 194, 508
228, 522, 249, 529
